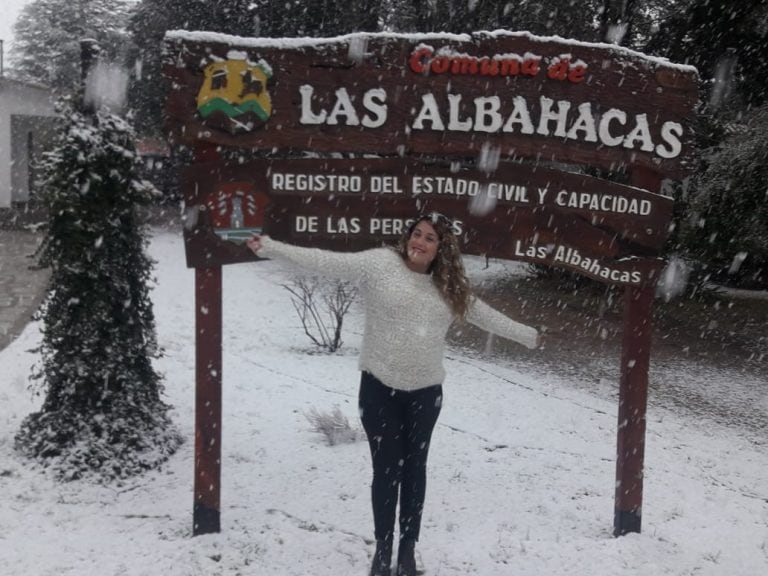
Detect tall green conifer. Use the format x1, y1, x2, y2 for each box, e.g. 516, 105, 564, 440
15, 102, 182, 481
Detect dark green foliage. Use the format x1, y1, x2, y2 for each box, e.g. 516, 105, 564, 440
15, 102, 182, 481
10, 0, 134, 96
255, 0, 381, 36
680, 104, 768, 288
645, 0, 768, 288
386, 0, 605, 39
646, 0, 768, 108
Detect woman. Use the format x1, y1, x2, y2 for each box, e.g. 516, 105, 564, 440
247, 213, 539, 576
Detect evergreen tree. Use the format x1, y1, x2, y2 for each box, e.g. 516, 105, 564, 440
385, 0, 605, 40
296, 0, 381, 36
599, 0, 638, 45
645, 0, 768, 287
680, 104, 768, 288
15, 101, 183, 481
10, 0, 134, 95
128, 0, 258, 137
646, 0, 768, 108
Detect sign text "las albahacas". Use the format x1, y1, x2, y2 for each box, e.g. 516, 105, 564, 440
164, 31, 698, 178
299, 45, 683, 160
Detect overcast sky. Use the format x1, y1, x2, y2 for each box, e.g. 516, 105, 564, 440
0, 0, 30, 53
2, 1, 142, 65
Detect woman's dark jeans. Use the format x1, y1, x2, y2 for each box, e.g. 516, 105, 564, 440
358, 371, 443, 542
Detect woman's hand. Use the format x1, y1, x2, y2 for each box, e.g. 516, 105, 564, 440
247, 234, 268, 255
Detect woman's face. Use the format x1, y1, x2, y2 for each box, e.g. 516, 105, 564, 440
406, 220, 440, 272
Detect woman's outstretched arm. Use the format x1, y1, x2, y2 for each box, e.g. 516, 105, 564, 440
465, 296, 540, 349
247, 235, 377, 283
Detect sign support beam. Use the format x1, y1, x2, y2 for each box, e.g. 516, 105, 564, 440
614, 167, 662, 536
193, 265, 223, 535
193, 144, 224, 536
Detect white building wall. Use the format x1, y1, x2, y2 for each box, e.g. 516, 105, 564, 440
0, 80, 56, 207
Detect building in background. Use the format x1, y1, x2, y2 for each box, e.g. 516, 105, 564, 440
136, 137, 178, 201
0, 76, 57, 208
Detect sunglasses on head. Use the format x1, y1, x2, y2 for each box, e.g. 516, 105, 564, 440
418, 211, 452, 225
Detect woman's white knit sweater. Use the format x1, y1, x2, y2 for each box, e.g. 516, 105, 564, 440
259, 237, 539, 391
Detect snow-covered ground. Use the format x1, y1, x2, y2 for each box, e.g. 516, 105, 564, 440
1, 230, 766, 576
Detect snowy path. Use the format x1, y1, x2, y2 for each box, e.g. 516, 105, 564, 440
0, 231, 766, 576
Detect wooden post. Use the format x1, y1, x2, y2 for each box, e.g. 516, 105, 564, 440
614, 282, 653, 535
193, 265, 223, 535
614, 167, 663, 536
192, 142, 224, 535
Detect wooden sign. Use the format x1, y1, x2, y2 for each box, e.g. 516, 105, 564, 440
181, 158, 671, 287
164, 30, 698, 178
163, 29, 699, 539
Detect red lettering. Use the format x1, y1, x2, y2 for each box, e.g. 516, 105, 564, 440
479, 58, 499, 76
409, 46, 433, 74
499, 59, 521, 76
451, 57, 479, 75
568, 65, 587, 83
547, 58, 570, 81
547, 57, 588, 83
406, 48, 548, 79
431, 57, 451, 74
522, 57, 540, 76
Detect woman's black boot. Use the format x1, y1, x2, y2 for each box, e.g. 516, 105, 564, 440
396, 538, 417, 576
369, 537, 393, 576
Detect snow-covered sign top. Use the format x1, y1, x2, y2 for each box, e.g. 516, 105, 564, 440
163, 29, 698, 178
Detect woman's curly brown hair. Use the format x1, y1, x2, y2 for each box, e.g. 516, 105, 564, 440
396, 213, 472, 318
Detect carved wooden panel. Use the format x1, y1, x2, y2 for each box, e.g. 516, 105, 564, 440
164, 31, 698, 178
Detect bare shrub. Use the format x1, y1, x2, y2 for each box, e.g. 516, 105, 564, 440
283, 276, 358, 352
305, 406, 364, 446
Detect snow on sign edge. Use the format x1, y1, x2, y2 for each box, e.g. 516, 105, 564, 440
164, 28, 699, 76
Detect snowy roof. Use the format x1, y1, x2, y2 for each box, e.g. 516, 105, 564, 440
0, 76, 52, 93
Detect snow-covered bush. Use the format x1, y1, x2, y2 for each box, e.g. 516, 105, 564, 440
680, 104, 768, 289
282, 276, 357, 353
15, 102, 183, 481
305, 407, 364, 446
